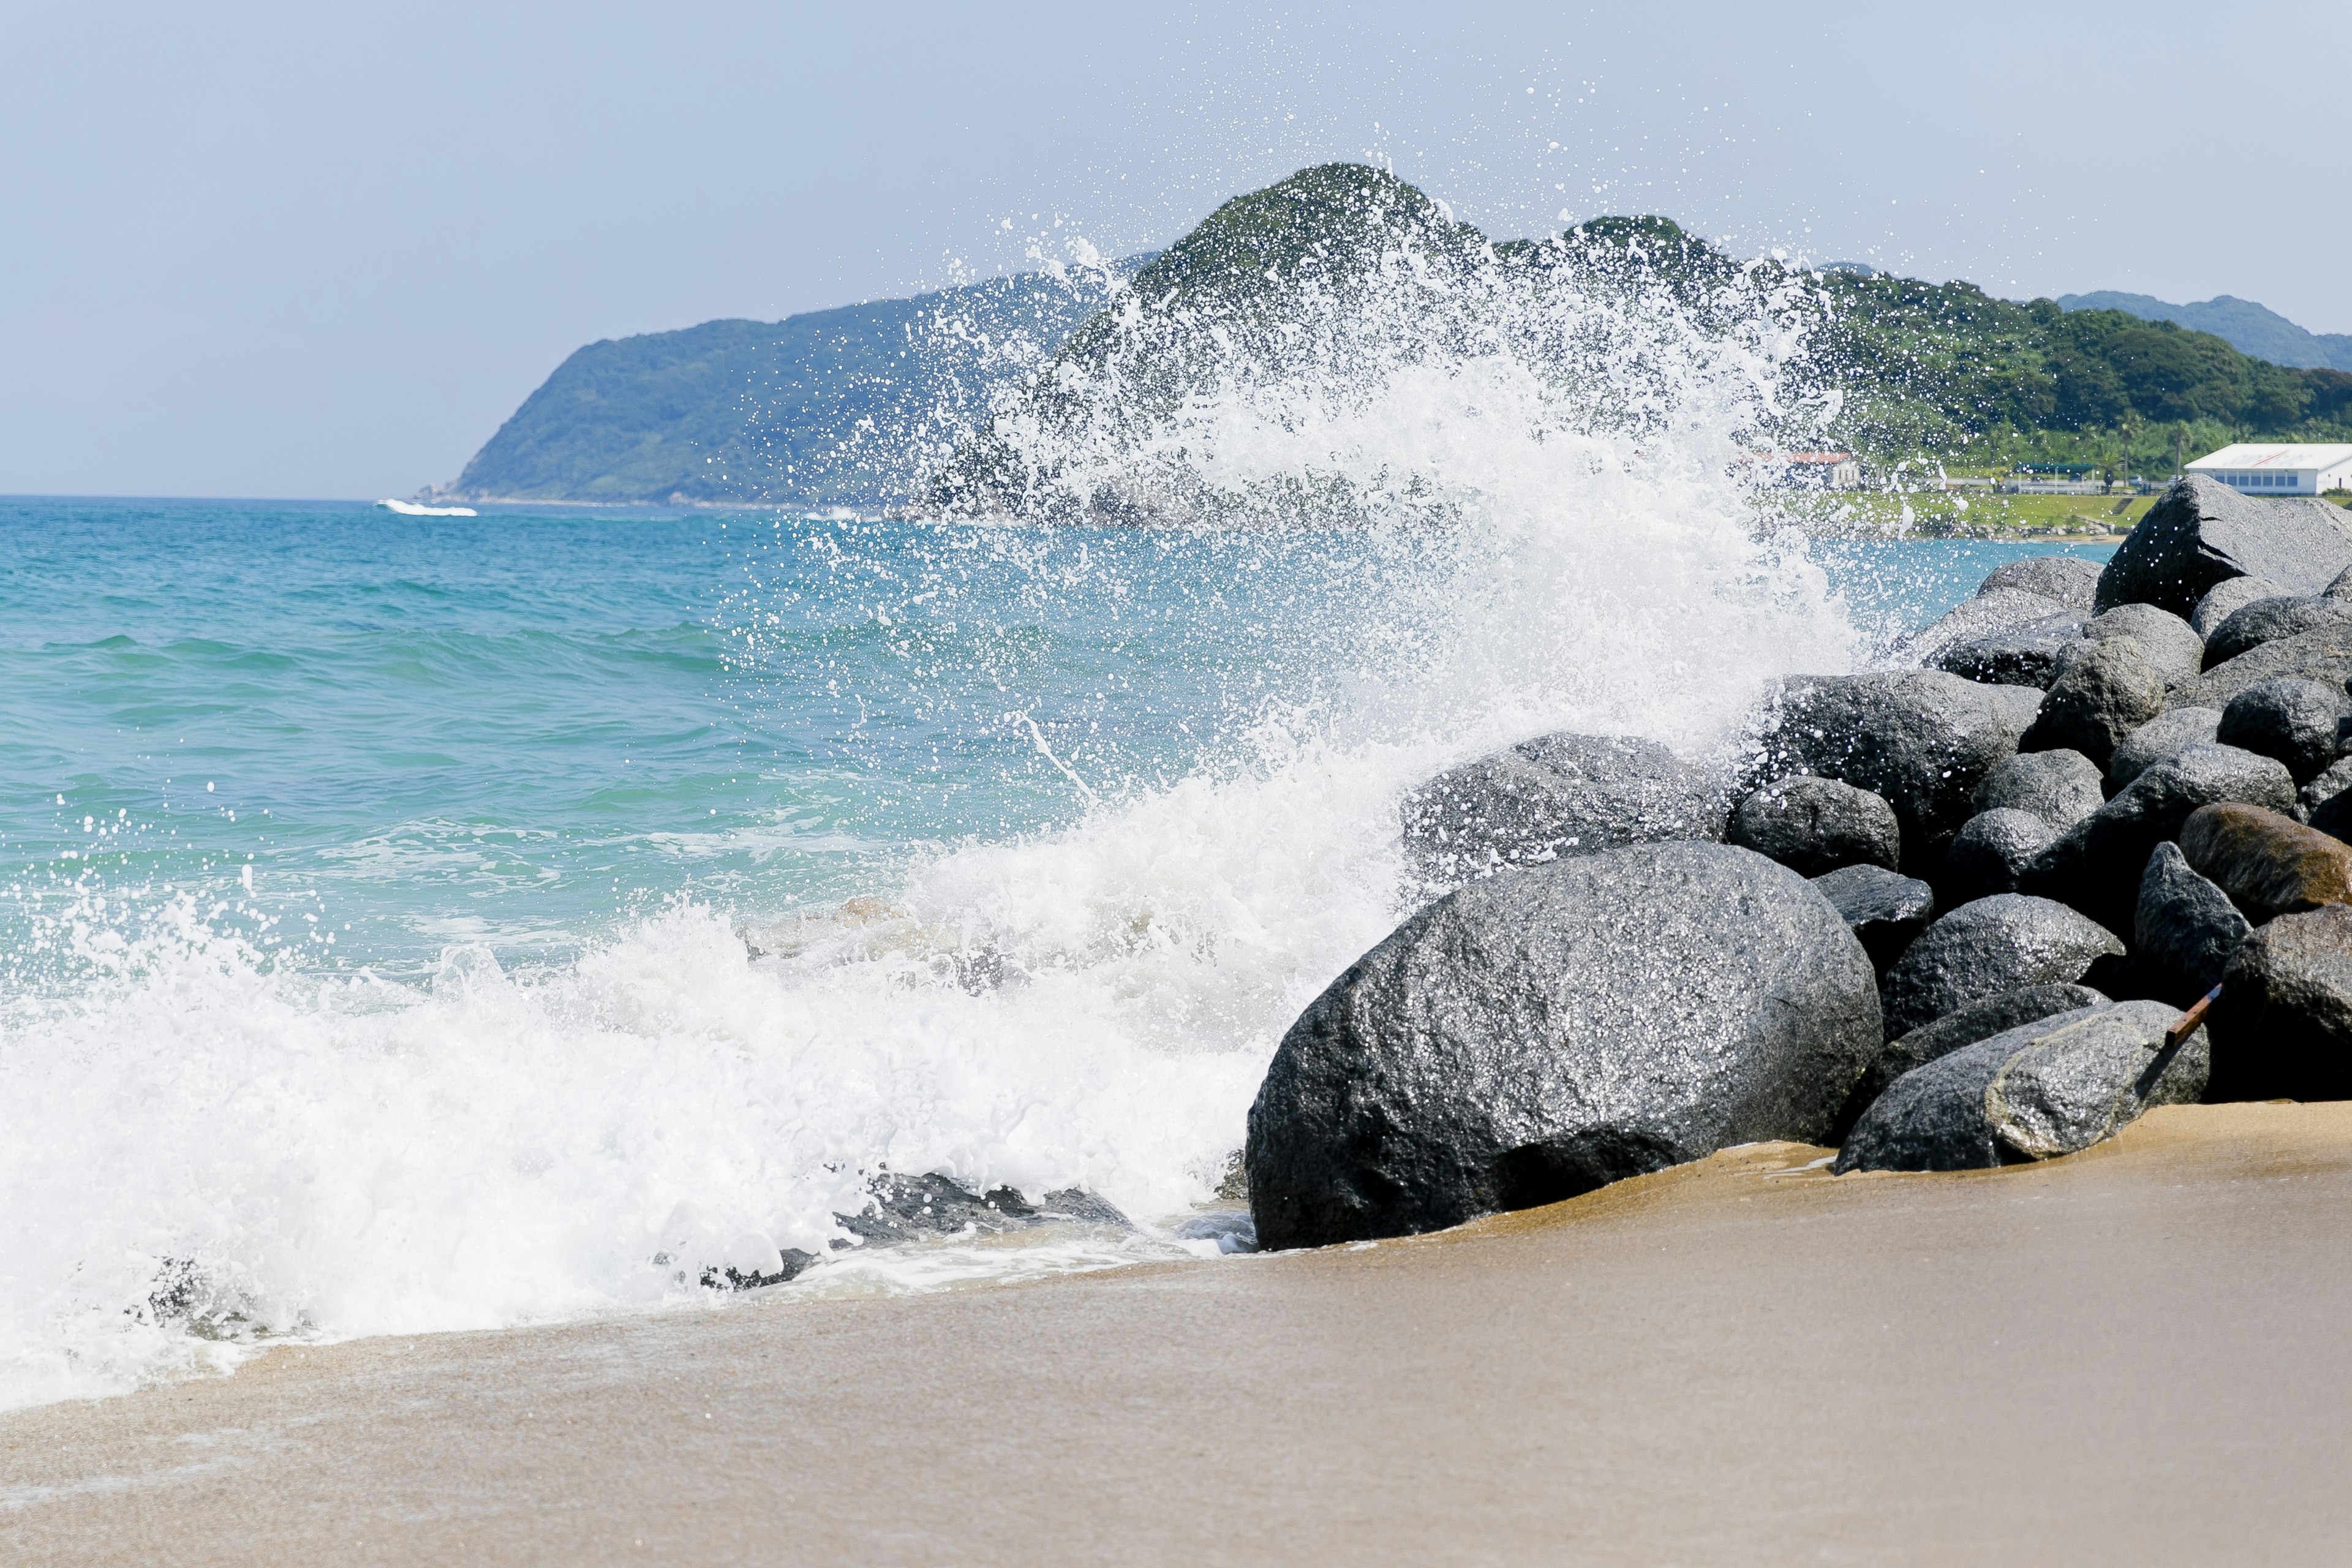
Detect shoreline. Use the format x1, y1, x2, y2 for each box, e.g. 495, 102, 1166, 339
9, 1099, 2351, 1565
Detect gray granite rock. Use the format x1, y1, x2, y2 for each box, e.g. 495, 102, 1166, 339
2095, 473, 2352, 617
1811, 864, 1936, 974
2215, 677, 2352, 784
1878, 893, 2125, 1041
2018, 742, 2298, 935
1973, 748, 2105, 830
1942, 808, 2056, 904
2201, 596, 2352, 669
1401, 733, 1725, 889
2108, 708, 2223, 790
2134, 841, 2252, 1008
1245, 843, 1880, 1249
2328, 565, 2352, 601
1932, 614, 2087, 688
1728, 775, 1902, 876
1837, 982, 2111, 1137
1980, 554, 2105, 611
2020, 638, 2168, 767
1896, 587, 2073, 668
1751, 669, 2034, 874
836, 1172, 1131, 1251
2192, 575, 2288, 637
2208, 905, 2352, 1103
2180, 622, 2352, 709
1833, 1000, 2208, 1173
2297, 756, 2352, 823
2086, 603, 2204, 688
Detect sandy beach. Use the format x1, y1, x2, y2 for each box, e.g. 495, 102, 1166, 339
5, 1099, 2348, 1565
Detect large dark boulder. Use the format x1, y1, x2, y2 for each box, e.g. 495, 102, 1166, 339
2095, 473, 2352, 617
1973, 748, 2105, 830
2108, 707, 2222, 790
1727, 775, 1901, 876
1811, 864, 1935, 973
1244, 843, 1880, 1250
2207, 905, 2352, 1102
1896, 587, 2073, 668
1836, 982, 2109, 1138
1400, 733, 1724, 888
1980, 554, 2104, 611
1879, 894, 2125, 1040
2177, 802, 2352, 924
2192, 575, 2286, 638
1943, 808, 2055, 904
2086, 603, 2204, 689
2180, 624, 2352, 709
2134, 842, 2252, 1008
2018, 743, 2298, 935
1811, 864, 1936, 974
1833, 1000, 2208, 1172
2215, 677, 2352, 784
1932, 614, 2085, 688
2019, 638, 2168, 767
2298, 756, 2352, 823
2201, 596, 2352, 669
1751, 670, 2034, 873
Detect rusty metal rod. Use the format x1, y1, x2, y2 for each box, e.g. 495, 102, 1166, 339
2167, 984, 2222, 1049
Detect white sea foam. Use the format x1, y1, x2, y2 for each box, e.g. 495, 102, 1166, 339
0, 206, 1866, 1411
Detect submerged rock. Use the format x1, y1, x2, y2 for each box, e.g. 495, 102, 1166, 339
1401, 732, 1724, 889
2108, 708, 2223, 790
1980, 554, 2105, 611
1811, 864, 1936, 974
2177, 802, 2352, 925
1727, 775, 1901, 876
1942, 809, 2055, 903
1834, 1000, 2207, 1173
1972, 748, 2105, 831
2095, 473, 2352, 617
1878, 894, 2125, 1041
2192, 575, 2287, 638
1836, 982, 2111, 1137
835, 1171, 1131, 1251
2208, 905, 2352, 1102
1751, 670, 2032, 873
2215, 677, 2352, 784
1245, 843, 1880, 1250
2021, 638, 2168, 767
2018, 744, 2297, 935
2134, 842, 2252, 1008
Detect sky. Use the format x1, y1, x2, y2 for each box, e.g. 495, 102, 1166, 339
4, 1, 2345, 499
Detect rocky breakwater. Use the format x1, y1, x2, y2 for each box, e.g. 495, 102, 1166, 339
1245, 473, 2352, 1250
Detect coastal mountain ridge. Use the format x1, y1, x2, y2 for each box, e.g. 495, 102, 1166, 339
2057, 292, 2352, 374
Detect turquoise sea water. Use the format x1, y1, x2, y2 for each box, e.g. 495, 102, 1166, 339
0, 491, 2110, 1410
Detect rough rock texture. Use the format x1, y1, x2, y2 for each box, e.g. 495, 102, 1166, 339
1750, 670, 2032, 874
1980, 554, 2105, 611
2297, 756, 2352, 822
1811, 864, 1936, 974
2018, 743, 2298, 935
2329, 564, 2352, 601
2192, 574, 2287, 637
2086, 603, 2205, 689
1245, 843, 1881, 1250
1727, 775, 1902, 877
2201, 596, 2352, 669
1932, 614, 2087, 688
2134, 842, 2253, 1008
2181, 624, 2352, 710
1878, 894, 2125, 1041
2207, 905, 2352, 1103
2177, 802, 2352, 925
2094, 473, 2352, 617
2108, 708, 2223, 790
1401, 733, 1725, 888
2019, 638, 2168, 767
836, 1172, 1131, 1251
1833, 1000, 2208, 1173
2215, 677, 2352, 784
1973, 749, 2105, 830
1942, 809, 2056, 905
1895, 587, 2072, 668
1838, 983, 2111, 1137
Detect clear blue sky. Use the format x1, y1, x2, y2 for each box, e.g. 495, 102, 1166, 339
4, 1, 2343, 499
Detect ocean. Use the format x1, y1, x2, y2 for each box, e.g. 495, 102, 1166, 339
0, 490, 2112, 1410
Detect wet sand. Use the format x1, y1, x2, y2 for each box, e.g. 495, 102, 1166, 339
7, 1100, 2351, 1566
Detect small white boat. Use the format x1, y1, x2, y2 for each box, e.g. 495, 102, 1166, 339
377, 498, 479, 518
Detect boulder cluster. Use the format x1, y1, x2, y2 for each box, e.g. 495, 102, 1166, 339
1247, 475, 2352, 1250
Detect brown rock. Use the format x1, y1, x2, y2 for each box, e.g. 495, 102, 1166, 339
2179, 803, 2352, 925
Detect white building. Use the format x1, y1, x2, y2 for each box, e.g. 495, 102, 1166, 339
1746, 451, 1861, 490
2186, 443, 2352, 496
